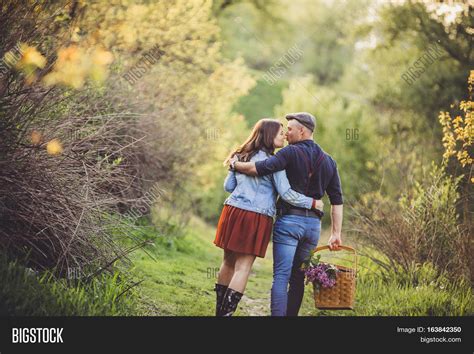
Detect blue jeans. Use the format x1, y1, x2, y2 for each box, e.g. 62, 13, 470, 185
271, 215, 321, 316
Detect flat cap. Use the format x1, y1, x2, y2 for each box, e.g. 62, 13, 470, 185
285, 112, 316, 132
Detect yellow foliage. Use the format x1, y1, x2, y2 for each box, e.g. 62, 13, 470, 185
16, 44, 46, 70
439, 71, 474, 178
9, 44, 47, 80
43, 46, 113, 88
92, 48, 114, 66
31, 130, 42, 145
46, 139, 63, 155
79, 0, 219, 70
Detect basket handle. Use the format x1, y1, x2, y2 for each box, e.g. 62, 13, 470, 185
313, 245, 357, 272
314, 245, 356, 253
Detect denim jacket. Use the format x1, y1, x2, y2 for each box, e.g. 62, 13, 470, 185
223, 150, 313, 217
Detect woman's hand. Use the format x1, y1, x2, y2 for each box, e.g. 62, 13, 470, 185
312, 199, 324, 211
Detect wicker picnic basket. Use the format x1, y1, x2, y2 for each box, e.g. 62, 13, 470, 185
313, 245, 357, 310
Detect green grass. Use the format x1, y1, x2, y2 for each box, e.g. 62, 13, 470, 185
129, 216, 473, 316
127, 216, 223, 316
299, 258, 473, 317
2, 214, 471, 316
0, 255, 139, 316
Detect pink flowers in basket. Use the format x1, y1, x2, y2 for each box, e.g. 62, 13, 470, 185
300, 251, 339, 290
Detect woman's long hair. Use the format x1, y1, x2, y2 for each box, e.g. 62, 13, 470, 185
224, 118, 283, 165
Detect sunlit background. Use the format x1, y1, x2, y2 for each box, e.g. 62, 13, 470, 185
0, 0, 472, 316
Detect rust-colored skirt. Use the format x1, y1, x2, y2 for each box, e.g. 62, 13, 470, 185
214, 204, 273, 258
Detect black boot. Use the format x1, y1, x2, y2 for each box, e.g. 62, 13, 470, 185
214, 284, 228, 316
220, 288, 243, 317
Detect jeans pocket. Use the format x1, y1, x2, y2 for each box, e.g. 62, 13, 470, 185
273, 217, 303, 245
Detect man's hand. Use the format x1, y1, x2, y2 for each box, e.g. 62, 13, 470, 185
229, 155, 238, 170
328, 233, 342, 251
233, 160, 258, 176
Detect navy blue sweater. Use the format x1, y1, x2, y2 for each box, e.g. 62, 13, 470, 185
255, 139, 343, 211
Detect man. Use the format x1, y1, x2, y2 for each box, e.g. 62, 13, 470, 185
230, 112, 343, 316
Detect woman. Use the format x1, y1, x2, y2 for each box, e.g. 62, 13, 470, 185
213, 118, 323, 316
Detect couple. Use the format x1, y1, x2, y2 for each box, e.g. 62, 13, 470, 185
213, 112, 343, 317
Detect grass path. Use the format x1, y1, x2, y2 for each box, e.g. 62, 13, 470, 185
129, 215, 335, 316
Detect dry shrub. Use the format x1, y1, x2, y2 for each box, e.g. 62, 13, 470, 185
0, 88, 153, 274
0, 0, 253, 277
349, 164, 471, 283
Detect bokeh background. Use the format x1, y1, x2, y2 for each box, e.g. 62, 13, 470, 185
0, 0, 472, 316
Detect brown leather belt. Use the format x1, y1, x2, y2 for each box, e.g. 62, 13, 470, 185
277, 207, 323, 219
